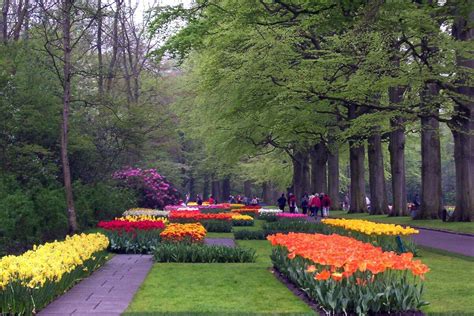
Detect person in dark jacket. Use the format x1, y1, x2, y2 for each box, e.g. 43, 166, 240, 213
301, 193, 309, 215
288, 193, 296, 213
277, 193, 287, 211
309, 193, 321, 217
197, 195, 203, 206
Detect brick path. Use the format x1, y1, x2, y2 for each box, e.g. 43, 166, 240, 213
204, 237, 236, 247
38, 254, 153, 316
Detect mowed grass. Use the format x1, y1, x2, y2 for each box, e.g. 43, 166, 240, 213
418, 247, 474, 315
330, 210, 474, 234
125, 233, 314, 315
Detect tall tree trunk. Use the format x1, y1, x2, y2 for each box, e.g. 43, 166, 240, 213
211, 179, 220, 202
97, 0, 104, 96
348, 141, 367, 213
1, 0, 9, 43
202, 174, 209, 200
188, 176, 195, 199
418, 83, 442, 219
12, 0, 28, 41
221, 177, 231, 201
262, 181, 272, 204
292, 150, 309, 200
368, 130, 389, 214
310, 142, 327, 193
327, 138, 340, 210
388, 86, 408, 216
106, 0, 122, 92
61, 0, 78, 233
451, 11, 474, 221
243, 180, 252, 198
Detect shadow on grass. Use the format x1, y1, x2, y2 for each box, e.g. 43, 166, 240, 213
123, 313, 315, 316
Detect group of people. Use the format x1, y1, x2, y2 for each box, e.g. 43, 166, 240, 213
187, 193, 260, 206
277, 192, 332, 217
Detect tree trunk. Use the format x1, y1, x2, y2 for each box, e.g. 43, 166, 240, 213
243, 180, 252, 198
61, 0, 78, 233
188, 176, 195, 199
211, 179, 220, 202
292, 150, 310, 201
451, 11, 474, 221
418, 83, 442, 219
1, 0, 9, 43
310, 142, 327, 193
348, 141, 367, 213
106, 0, 122, 92
221, 177, 231, 201
368, 131, 389, 214
202, 174, 210, 200
12, 0, 28, 41
97, 0, 104, 96
327, 139, 340, 210
262, 181, 272, 204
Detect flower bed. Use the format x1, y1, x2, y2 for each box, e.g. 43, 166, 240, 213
169, 211, 233, 222
231, 208, 259, 217
258, 209, 282, 221
268, 233, 429, 314
98, 219, 166, 231
0, 233, 109, 314
322, 218, 419, 236
276, 213, 307, 219
123, 208, 170, 217
232, 214, 254, 226
98, 217, 166, 253
160, 223, 207, 243
154, 243, 256, 263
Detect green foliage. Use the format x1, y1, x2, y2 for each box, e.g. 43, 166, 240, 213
233, 230, 266, 240
0, 251, 108, 315
103, 230, 162, 254
202, 220, 233, 232
232, 219, 254, 226
271, 247, 428, 314
153, 243, 256, 263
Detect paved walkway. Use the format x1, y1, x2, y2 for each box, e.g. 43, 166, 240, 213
39, 254, 153, 316
204, 237, 235, 247
412, 228, 474, 257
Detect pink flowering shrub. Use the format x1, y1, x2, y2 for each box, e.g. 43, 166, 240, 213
277, 213, 307, 218
113, 168, 179, 209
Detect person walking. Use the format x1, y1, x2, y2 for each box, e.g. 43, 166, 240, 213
288, 193, 296, 213
343, 194, 350, 211
277, 193, 287, 211
322, 194, 332, 218
301, 193, 309, 215
197, 195, 203, 206
310, 193, 321, 217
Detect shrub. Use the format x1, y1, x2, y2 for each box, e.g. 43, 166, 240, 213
232, 219, 255, 226
263, 220, 326, 236
153, 243, 256, 263
233, 230, 266, 240
202, 220, 233, 232
103, 229, 162, 254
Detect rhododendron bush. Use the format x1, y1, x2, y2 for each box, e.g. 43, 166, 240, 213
113, 168, 179, 209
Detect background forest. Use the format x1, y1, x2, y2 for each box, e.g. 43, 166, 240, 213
0, 0, 473, 255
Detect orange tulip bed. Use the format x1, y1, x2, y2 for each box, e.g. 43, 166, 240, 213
268, 232, 429, 314
160, 223, 207, 243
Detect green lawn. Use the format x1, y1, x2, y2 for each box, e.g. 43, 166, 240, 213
330, 210, 474, 234
418, 247, 474, 314
125, 237, 314, 315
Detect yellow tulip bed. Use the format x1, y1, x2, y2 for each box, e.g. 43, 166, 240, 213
232, 214, 255, 226
321, 218, 419, 236
0, 233, 109, 314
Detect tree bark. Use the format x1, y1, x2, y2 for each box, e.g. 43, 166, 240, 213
388, 93, 408, 217
97, 0, 104, 96
211, 179, 220, 202
348, 141, 367, 213
12, 0, 28, 41
368, 130, 389, 214
221, 177, 231, 201
327, 138, 340, 209
292, 149, 310, 200
243, 180, 252, 198
310, 142, 327, 193
202, 174, 209, 200
262, 181, 273, 204
61, 0, 78, 233
106, 0, 122, 92
451, 11, 474, 221
418, 83, 442, 219
1, 0, 9, 43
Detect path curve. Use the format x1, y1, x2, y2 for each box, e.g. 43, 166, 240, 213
38, 254, 153, 316
412, 228, 474, 257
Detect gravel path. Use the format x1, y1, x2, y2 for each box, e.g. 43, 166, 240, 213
38, 254, 153, 316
